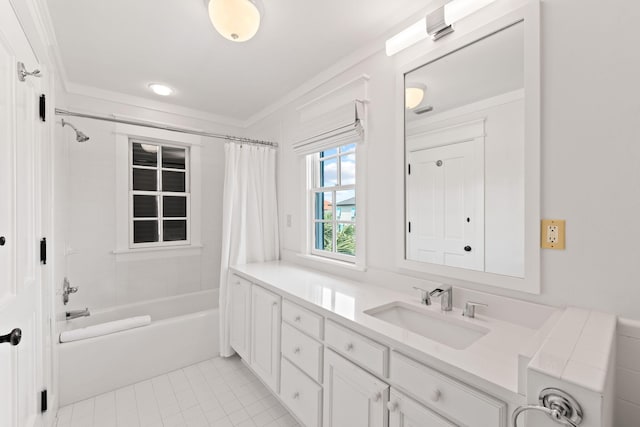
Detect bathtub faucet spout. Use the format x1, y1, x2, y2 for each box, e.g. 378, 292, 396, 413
66, 308, 90, 320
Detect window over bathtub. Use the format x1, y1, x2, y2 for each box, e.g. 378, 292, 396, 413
130, 141, 190, 247
114, 122, 202, 257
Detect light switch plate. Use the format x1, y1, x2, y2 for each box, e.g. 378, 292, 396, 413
541, 219, 565, 249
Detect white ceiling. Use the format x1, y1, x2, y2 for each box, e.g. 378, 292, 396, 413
48, 0, 429, 122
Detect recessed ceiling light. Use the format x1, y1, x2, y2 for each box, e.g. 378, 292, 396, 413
148, 83, 173, 96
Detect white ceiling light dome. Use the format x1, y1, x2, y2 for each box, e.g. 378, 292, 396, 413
208, 0, 261, 42
405, 84, 426, 109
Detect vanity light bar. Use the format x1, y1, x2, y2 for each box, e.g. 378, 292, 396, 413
385, 0, 498, 56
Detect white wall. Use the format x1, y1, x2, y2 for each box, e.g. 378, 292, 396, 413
56, 93, 233, 312
245, 0, 640, 322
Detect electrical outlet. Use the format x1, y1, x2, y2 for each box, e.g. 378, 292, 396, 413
541, 219, 565, 249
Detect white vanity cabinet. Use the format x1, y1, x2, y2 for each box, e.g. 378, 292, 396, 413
229, 274, 252, 360
388, 389, 456, 427
250, 284, 282, 392
323, 349, 389, 427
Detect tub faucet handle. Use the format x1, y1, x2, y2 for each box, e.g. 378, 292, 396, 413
62, 278, 78, 305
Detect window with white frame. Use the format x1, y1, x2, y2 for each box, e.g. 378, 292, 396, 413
130, 140, 190, 247
310, 144, 356, 261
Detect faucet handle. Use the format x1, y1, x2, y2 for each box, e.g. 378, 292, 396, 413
412, 286, 431, 305
463, 301, 488, 318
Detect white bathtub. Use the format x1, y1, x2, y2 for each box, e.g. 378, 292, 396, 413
58, 289, 219, 406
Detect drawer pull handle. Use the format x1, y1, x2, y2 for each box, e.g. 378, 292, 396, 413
371, 392, 382, 402
294, 315, 301, 322
292, 392, 300, 400
430, 389, 441, 402
386, 401, 398, 412
344, 343, 354, 352
293, 347, 301, 354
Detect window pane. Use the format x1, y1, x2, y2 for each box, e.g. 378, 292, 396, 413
340, 153, 356, 186
337, 223, 356, 256
163, 220, 187, 241
314, 222, 333, 252
340, 143, 356, 153
133, 168, 157, 191
132, 143, 158, 167
162, 147, 186, 169
133, 220, 158, 243
163, 196, 187, 217
320, 147, 337, 158
319, 157, 338, 187
314, 192, 332, 220
133, 195, 157, 218
336, 190, 355, 221
162, 171, 186, 192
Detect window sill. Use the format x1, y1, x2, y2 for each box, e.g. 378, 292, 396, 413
112, 244, 203, 261
296, 253, 367, 272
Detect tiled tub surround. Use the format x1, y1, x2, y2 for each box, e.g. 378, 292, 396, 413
227, 261, 618, 426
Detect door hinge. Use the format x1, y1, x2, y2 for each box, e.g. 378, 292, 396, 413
408, 222, 412, 233
40, 238, 46, 265
408, 164, 411, 175
39, 95, 46, 122
41, 389, 47, 413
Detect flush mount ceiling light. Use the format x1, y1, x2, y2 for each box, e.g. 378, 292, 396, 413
405, 84, 426, 110
148, 83, 173, 96
208, 0, 261, 42
385, 0, 498, 56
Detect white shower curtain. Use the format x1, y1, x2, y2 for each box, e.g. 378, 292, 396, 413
219, 142, 279, 357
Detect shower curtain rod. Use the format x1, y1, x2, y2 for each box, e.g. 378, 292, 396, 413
54, 108, 278, 148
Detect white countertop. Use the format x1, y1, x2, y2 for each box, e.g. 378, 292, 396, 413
231, 261, 561, 401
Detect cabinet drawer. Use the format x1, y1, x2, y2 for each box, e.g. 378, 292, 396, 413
282, 322, 323, 382
282, 300, 323, 339
388, 389, 456, 427
325, 320, 388, 377
280, 358, 322, 427
390, 351, 506, 427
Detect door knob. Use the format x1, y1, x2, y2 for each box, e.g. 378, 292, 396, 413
0, 328, 22, 346
464, 245, 472, 252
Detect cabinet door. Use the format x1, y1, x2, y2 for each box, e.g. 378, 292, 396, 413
250, 285, 281, 392
324, 349, 389, 427
388, 389, 456, 427
229, 274, 252, 360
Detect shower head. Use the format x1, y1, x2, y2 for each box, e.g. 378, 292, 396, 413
61, 119, 90, 142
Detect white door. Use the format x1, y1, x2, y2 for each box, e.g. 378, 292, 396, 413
250, 284, 281, 392
0, 1, 45, 427
407, 140, 484, 271
323, 349, 389, 427
229, 274, 252, 360
388, 389, 456, 427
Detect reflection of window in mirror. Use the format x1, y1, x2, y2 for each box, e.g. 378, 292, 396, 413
404, 21, 525, 278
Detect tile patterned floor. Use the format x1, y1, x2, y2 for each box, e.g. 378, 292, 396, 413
55, 356, 300, 427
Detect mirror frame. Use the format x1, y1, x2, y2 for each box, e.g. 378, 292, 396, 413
395, 0, 541, 294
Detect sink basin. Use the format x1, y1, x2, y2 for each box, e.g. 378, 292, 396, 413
364, 302, 489, 350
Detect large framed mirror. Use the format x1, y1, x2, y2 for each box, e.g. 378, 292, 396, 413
396, 2, 540, 293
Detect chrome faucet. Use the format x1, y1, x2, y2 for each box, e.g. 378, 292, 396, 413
62, 278, 78, 305
429, 286, 453, 311
66, 308, 90, 320
413, 286, 432, 305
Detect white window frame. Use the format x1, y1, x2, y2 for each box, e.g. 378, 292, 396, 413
307, 144, 361, 265
129, 140, 191, 248
114, 122, 202, 259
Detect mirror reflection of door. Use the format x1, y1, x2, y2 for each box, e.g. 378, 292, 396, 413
407, 123, 484, 272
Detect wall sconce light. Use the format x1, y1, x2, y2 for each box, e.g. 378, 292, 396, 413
385, 0, 497, 56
